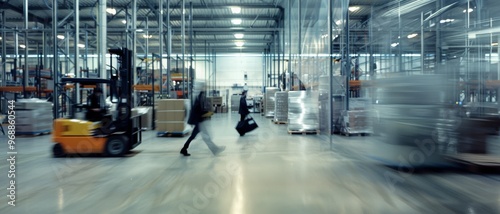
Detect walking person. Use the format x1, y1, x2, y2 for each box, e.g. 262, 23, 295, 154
239, 90, 250, 121
180, 90, 225, 156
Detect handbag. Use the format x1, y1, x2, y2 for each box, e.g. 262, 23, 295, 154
235, 115, 258, 136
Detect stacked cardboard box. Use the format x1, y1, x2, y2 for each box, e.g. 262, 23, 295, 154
340, 110, 373, 134
15, 99, 53, 134
156, 99, 189, 133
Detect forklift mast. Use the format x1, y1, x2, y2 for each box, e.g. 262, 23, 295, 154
109, 48, 134, 133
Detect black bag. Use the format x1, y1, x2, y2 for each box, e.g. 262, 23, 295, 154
236, 116, 258, 136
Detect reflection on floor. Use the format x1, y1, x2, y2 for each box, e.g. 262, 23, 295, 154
0, 113, 499, 214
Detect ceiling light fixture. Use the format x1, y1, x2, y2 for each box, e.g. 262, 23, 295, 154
19, 44, 26, 49
440, 19, 455, 23
348, 6, 360, 12
391, 43, 399, 47
335, 20, 342, 25
122, 20, 127, 24
231, 19, 242, 25
106, 8, 117, 15
136, 29, 144, 32
143, 34, 153, 39
407, 33, 418, 39
463, 8, 473, 13
107, 0, 117, 15
492, 42, 499, 46
230, 7, 241, 14
78, 44, 85, 48
235, 41, 244, 47
57, 35, 65, 40
234, 33, 244, 39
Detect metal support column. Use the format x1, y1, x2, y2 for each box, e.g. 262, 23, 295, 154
328, 0, 333, 143
166, 0, 172, 97
132, 0, 137, 106
189, 1, 193, 99
288, 2, 292, 91
181, 0, 186, 99
298, 0, 302, 86
344, 0, 350, 110
1, 11, 6, 86
74, 0, 80, 103
421, 12, 424, 74
98, 0, 107, 95
159, 0, 164, 98
53, 0, 59, 119
23, 0, 29, 97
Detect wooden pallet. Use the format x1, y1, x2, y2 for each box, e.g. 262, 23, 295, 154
273, 120, 287, 124
157, 131, 190, 137
288, 130, 319, 135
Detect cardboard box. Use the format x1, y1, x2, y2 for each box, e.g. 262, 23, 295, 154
156, 121, 185, 132
214, 96, 223, 105
157, 99, 186, 110
156, 110, 186, 122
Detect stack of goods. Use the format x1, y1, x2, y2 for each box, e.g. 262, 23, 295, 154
265, 87, 279, 118
156, 99, 190, 133
209, 96, 227, 113
340, 98, 373, 135
288, 91, 319, 132
274, 92, 288, 123
15, 99, 53, 134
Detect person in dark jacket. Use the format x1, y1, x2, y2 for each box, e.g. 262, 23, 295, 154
239, 90, 250, 121
86, 88, 104, 122
180, 91, 225, 156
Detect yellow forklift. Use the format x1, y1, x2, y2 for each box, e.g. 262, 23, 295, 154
52, 48, 142, 157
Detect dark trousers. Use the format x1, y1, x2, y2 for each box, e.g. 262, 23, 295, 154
182, 124, 200, 150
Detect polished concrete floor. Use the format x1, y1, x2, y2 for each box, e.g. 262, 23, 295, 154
1, 113, 500, 214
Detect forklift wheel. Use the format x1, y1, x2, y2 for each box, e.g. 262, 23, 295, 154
105, 135, 128, 157
53, 143, 65, 158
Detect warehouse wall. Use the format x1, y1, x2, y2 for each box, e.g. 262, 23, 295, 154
194, 53, 263, 87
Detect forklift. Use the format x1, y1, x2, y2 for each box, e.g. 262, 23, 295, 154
52, 48, 142, 157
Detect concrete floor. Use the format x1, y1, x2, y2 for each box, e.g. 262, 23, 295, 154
1, 113, 500, 214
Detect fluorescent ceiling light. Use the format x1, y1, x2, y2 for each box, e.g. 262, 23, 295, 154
0, 36, 2, 40
235, 42, 244, 47
143, 34, 152, 39
407, 33, 418, 39
440, 19, 455, 23
231, 19, 242, 25
19, 44, 26, 49
106, 8, 117, 15
463, 8, 473, 13
57, 35, 65, 40
122, 20, 127, 24
78, 44, 85, 48
391, 43, 399, 47
492, 42, 498, 46
136, 29, 144, 32
234, 33, 244, 39
348, 6, 360, 12
335, 20, 342, 25
230, 7, 241, 14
